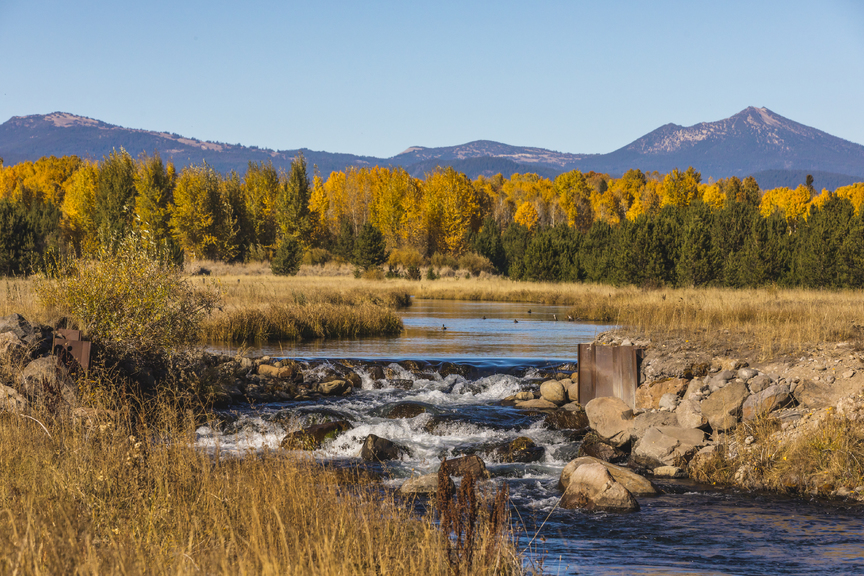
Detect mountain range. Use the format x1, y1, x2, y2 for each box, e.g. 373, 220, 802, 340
2, 107, 863, 190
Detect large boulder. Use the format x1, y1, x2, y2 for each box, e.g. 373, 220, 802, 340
515, 398, 558, 410
318, 379, 351, 396
701, 380, 749, 431
359, 434, 404, 462
675, 398, 708, 429
636, 378, 688, 410
632, 411, 678, 442
577, 432, 626, 463
0, 384, 27, 412
742, 384, 793, 420
540, 380, 567, 405
559, 456, 658, 496
585, 396, 635, 448
560, 462, 640, 512
19, 357, 77, 407
398, 473, 454, 496
281, 421, 352, 450
631, 426, 705, 469
384, 402, 431, 419
439, 455, 489, 479
488, 437, 545, 463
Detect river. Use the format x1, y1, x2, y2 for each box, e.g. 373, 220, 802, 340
200, 299, 864, 575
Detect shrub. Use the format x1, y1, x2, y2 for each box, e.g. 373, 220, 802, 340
271, 236, 304, 276
406, 265, 421, 281
35, 234, 219, 355
426, 267, 439, 280
430, 252, 459, 269
457, 252, 496, 277
388, 247, 424, 269
302, 247, 333, 266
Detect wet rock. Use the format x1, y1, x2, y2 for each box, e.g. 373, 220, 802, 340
701, 380, 749, 431
511, 391, 535, 401
493, 436, 545, 463
515, 398, 558, 410
559, 456, 658, 496
439, 455, 489, 479
384, 402, 431, 419
318, 379, 351, 396
387, 379, 415, 390
544, 405, 589, 430
560, 462, 640, 512
359, 434, 404, 462
345, 371, 362, 387
281, 421, 352, 450
540, 380, 567, 405
399, 360, 423, 372
653, 466, 687, 478
398, 473, 454, 496
578, 432, 626, 463
438, 362, 469, 377
367, 365, 385, 380
742, 384, 793, 420
636, 378, 687, 410
631, 426, 705, 469
0, 384, 27, 412
585, 396, 635, 448
675, 398, 708, 429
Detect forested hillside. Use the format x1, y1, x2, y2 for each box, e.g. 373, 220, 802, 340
2, 151, 864, 288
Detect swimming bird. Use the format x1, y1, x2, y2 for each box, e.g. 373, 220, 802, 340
442, 324, 447, 330
567, 315, 574, 322
514, 319, 519, 323
528, 309, 532, 314
482, 315, 486, 320
553, 314, 557, 321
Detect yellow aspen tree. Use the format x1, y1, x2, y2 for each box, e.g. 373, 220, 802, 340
423, 167, 481, 255
60, 161, 99, 252
134, 152, 176, 242
243, 161, 280, 250
759, 185, 811, 222
322, 170, 348, 235
555, 170, 595, 231
513, 201, 540, 231
660, 167, 701, 208
835, 182, 864, 214
701, 183, 725, 210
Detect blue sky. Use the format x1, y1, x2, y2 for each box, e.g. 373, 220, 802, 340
2, 0, 863, 157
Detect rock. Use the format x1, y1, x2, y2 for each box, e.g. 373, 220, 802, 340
540, 380, 567, 405
685, 378, 706, 398
578, 432, 626, 463
544, 405, 589, 430
439, 455, 489, 479
585, 396, 635, 448
675, 398, 708, 429
359, 434, 404, 462
842, 370, 856, 379
515, 398, 558, 410
384, 402, 430, 419
20, 357, 76, 407
559, 456, 658, 496
492, 437, 545, 463
748, 374, 773, 394
653, 466, 687, 478
367, 365, 385, 380
659, 393, 679, 411
258, 364, 281, 377
0, 331, 26, 358
631, 426, 705, 469
632, 411, 678, 441
701, 380, 749, 431
566, 382, 580, 403
319, 379, 351, 396
742, 384, 792, 420
636, 378, 688, 410
399, 473, 454, 496
560, 463, 640, 512
737, 367, 758, 381
512, 391, 534, 401
281, 421, 352, 450
717, 370, 737, 382
0, 314, 43, 345
0, 384, 27, 412
387, 379, 414, 390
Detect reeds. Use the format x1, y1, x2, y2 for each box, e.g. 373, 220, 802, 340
0, 396, 520, 575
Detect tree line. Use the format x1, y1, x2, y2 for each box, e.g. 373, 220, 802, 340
1, 150, 864, 287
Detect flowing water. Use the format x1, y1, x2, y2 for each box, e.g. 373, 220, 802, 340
201, 300, 864, 575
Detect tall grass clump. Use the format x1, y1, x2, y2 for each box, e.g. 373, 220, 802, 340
0, 396, 520, 575
35, 234, 219, 355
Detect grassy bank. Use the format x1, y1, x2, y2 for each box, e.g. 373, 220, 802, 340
0, 401, 518, 575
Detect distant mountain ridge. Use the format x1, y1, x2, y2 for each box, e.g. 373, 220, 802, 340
2, 108, 863, 188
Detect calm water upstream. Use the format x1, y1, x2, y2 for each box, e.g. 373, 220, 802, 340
201, 299, 864, 575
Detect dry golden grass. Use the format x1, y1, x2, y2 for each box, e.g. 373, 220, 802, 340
0, 398, 519, 575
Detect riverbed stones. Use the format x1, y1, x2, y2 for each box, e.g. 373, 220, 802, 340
540, 380, 567, 405
566, 381, 580, 403
359, 434, 404, 462
585, 396, 635, 447
493, 437, 545, 463
653, 466, 687, 478
701, 380, 749, 431
559, 456, 658, 496
544, 404, 589, 430
636, 378, 687, 410
440, 455, 489, 478
560, 462, 640, 512
631, 426, 705, 469
384, 402, 430, 419
318, 379, 351, 396
398, 473, 454, 496
515, 398, 558, 410
578, 432, 626, 463
281, 421, 352, 450
742, 384, 793, 420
